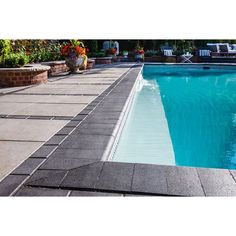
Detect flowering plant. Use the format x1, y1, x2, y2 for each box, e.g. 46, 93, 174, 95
106, 47, 117, 56
134, 46, 144, 55
61, 40, 86, 57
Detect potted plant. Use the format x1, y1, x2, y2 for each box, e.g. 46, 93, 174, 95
106, 47, 117, 57
61, 40, 87, 73
122, 50, 128, 58
134, 46, 144, 61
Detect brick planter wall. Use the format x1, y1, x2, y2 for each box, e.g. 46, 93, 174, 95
0, 65, 50, 87
41, 61, 68, 76
94, 57, 112, 65
85, 59, 94, 70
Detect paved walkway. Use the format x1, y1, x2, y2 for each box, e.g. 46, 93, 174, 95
0, 63, 134, 181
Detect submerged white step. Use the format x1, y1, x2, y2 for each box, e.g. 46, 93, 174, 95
113, 78, 175, 165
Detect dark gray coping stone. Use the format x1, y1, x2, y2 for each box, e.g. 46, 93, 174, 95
166, 166, 204, 196
47, 148, 104, 160
84, 112, 123, 124
39, 157, 98, 170
59, 134, 114, 150
78, 108, 93, 115
65, 120, 82, 128
56, 127, 75, 135
197, 168, 236, 196
132, 164, 168, 195
0, 175, 28, 196
30, 145, 57, 158
95, 162, 134, 192
72, 114, 88, 121
45, 135, 67, 145
70, 190, 123, 196
11, 158, 45, 175
14, 187, 69, 196
60, 162, 104, 189
72, 123, 116, 136
25, 169, 68, 188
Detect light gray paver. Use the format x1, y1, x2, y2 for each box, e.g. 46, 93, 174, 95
13, 103, 86, 117
0, 102, 33, 115
0, 119, 68, 141
0, 141, 43, 181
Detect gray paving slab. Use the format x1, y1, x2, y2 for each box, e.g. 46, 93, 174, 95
95, 162, 134, 192
60, 162, 104, 189
39, 157, 97, 170
0, 86, 32, 94
11, 158, 45, 175
13, 103, 86, 117
197, 168, 236, 196
59, 134, 113, 150
166, 166, 205, 196
0, 103, 33, 115
31, 145, 57, 158
70, 190, 123, 196
26, 169, 68, 188
15, 86, 68, 95
0, 94, 43, 103
0, 141, 43, 181
73, 123, 116, 136
59, 85, 109, 95
24, 95, 96, 104
48, 148, 105, 160
0, 174, 27, 196
0, 119, 67, 142
14, 186, 69, 196
132, 164, 168, 195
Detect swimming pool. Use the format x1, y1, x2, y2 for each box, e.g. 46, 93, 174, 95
112, 64, 236, 170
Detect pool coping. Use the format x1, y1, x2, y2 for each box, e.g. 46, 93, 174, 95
1, 63, 236, 196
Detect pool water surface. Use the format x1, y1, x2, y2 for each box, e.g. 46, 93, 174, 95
113, 65, 236, 170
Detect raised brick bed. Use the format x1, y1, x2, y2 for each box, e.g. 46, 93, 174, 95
94, 57, 112, 65
87, 59, 95, 69
0, 65, 50, 87
41, 61, 68, 76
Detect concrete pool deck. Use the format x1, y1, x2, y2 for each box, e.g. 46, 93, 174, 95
1, 62, 236, 196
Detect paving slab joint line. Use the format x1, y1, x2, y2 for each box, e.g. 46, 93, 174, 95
196, 169, 207, 196
229, 171, 236, 184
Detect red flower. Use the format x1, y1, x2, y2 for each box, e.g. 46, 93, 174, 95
25, 51, 30, 56
86, 48, 89, 52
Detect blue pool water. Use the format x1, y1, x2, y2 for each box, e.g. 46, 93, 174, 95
113, 65, 236, 170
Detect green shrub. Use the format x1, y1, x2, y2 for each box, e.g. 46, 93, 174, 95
1, 52, 29, 68
90, 51, 106, 57
0, 40, 11, 64
144, 49, 158, 57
